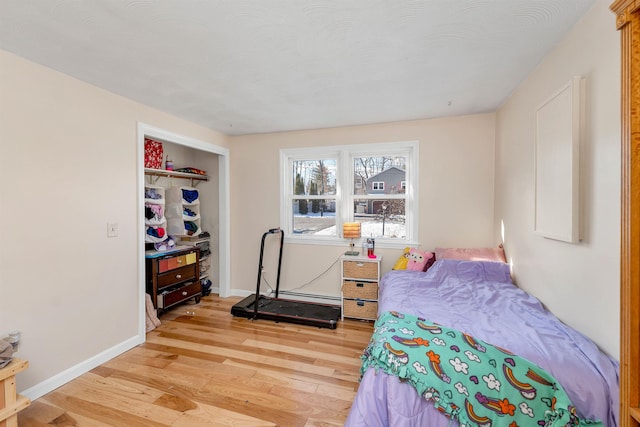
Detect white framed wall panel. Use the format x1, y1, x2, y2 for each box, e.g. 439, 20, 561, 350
534, 76, 585, 243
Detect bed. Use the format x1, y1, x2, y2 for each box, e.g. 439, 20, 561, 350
345, 258, 619, 427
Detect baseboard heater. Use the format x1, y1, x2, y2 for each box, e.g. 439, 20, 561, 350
277, 290, 341, 304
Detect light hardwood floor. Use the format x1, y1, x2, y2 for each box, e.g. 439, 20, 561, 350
18, 295, 374, 426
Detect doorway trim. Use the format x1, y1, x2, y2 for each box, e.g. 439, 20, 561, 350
137, 123, 231, 338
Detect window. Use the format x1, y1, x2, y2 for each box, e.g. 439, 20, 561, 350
280, 141, 418, 247
289, 158, 337, 236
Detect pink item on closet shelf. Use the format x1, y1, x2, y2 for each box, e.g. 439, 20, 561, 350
144, 138, 163, 169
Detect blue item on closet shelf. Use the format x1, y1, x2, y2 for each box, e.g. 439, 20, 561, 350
182, 189, 199, 203
145, 188, 162, 199
184, 221, 198, 235
146, 227, 165, 238
154, 238, 175, 251
201, 278, 212, 296
183, 207, 196, 217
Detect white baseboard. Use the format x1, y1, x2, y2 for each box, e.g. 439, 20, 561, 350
231, 289, 254, 298
21, 333, 144, 401
21, 290, 340, 400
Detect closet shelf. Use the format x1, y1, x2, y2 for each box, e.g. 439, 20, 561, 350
145, 168, 209, 186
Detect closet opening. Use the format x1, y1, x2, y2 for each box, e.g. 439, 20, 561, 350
137, 123, 230, 338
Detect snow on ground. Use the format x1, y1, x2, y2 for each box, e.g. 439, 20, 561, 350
294, 212, 405, 238
315, 221, 405, 238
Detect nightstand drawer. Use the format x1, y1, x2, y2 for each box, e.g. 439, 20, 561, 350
343, 260, 378, 280
343, 299, 378, 320
341, 255, 382, 321
342, 280, 378, 300
157, 264, 197, 289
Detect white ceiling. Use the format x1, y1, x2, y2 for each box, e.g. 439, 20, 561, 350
0, 1, 595, 136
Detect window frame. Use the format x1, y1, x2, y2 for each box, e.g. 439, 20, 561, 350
371, 181, 385, 191
280, 141, 419, 248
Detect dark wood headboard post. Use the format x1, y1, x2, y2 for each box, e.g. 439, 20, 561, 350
610, 1, 640, 426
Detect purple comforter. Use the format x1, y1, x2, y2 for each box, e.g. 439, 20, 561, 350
345, 259, 619, 427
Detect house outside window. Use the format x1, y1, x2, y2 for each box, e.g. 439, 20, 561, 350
280, 141, 418, 247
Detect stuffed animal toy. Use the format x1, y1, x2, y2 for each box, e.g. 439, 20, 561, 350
392, 247, 411, 270
406, 248, 434, 271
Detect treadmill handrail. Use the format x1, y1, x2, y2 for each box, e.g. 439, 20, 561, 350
253, 228, 284, 319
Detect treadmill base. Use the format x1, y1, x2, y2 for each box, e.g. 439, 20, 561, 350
231, 294, 341, 329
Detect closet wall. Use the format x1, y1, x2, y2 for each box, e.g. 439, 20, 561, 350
147, 141, 220, 293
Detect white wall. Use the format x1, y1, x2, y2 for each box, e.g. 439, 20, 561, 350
0, 49, 229, 394
494, 0, 620, 358
229, 114, 497, 298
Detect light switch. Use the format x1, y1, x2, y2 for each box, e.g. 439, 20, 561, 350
107, 222, 118, 237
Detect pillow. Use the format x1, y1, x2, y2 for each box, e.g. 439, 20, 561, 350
435, 245, 506, 263
392, 247, 411, 270
422, 253, 436, 272
393, 248, 436, 271
406, 248, 434, 271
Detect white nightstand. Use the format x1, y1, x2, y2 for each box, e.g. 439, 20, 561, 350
340, 255, 382, 321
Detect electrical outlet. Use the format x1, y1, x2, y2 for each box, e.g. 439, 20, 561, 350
107, 222, 118, 237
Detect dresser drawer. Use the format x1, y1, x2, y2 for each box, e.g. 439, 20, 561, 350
343, 299, 378, 320
157, 264, 197, 289
343, 260, 378, 280
342, 280, 378, 300
158, 252, 197, 273
157, 281, 201, 309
